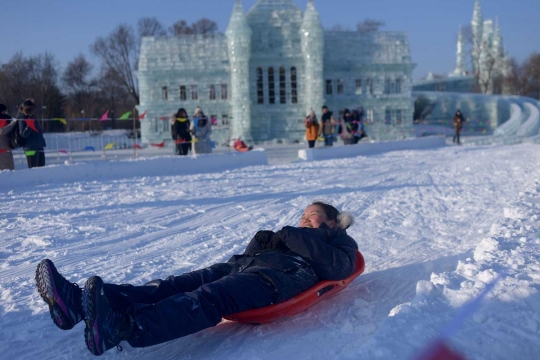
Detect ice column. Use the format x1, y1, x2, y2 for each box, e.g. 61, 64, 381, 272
300, 0, 325, 114
226, 0, 253, 141
451, 26, 467, 77
471, 0, 483, 75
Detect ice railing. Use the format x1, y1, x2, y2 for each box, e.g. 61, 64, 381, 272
493, 103, 522, 136
517, 103, 540, 137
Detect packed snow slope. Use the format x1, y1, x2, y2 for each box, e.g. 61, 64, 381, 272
1, 143, 539, 360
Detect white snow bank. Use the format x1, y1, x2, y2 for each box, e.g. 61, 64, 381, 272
356, 178, 540, 360
298, 137, 446, 161
0, 150, 268, 192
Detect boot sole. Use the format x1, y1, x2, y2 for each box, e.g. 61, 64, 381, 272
35, 260, 77, 330
83, 276, 103, 356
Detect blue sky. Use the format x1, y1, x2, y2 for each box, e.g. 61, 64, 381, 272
2, 0, 539, 80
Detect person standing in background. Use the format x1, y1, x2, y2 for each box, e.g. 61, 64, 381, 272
171, 108, 192, 156
191, 107, 213, 154
453, 110, 465, 145
320, 106, 335, 147
0, 104, 17, 171
18, 99, 46, 168
304, 110, 320, 149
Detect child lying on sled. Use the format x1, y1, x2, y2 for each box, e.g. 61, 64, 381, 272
36, 201, 357, 356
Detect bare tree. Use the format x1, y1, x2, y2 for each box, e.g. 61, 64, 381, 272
0, 52, 63, 118
169, 18, 218, 36
63, 55, 95, 94
522, 53, 540, 99
169, 20, 194, 36
356, 19, 385, 34
191, 18, 218, 35
90, 25, 139, 104
138, 17, 166, 37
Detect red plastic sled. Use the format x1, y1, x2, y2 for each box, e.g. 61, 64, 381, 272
224, 251, 365, 324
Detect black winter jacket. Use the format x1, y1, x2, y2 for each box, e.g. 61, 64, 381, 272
18, 112, 46, 150
227, 224, 358, 302
171, 118, 192, 142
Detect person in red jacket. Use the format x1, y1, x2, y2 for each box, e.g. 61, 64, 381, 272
35, 202, 358, 355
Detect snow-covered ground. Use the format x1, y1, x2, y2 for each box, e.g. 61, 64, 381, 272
1, 143, 539, 359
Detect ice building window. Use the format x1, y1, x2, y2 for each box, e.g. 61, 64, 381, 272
396, 109, 403, 124
326, 80, 333, 95
279, 67, 286, 104
257, 68, 264, 104
385, 109, 392, 125
162, 86, 168, 101
337, 79, 345, 94
384, 79, 390, 94
291, 67, 298, 104
221, 84, 228, 100
366, 78, 373, 95
396, 79, 402, 94
191, 85, 198, 100
367, 109, 374, 123
180, 86, 187, 101
268, 68, 276, 104
209, 85, 216, 100
222, 114, 229, 126
355, 79, 362, 95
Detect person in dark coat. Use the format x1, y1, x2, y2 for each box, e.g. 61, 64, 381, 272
171, 108, 192, 156
452, 110, 465, 145
320, 106, 336, 147
35, 201, 358, 355
17, 99, 46, 168
351, 109, 367, 144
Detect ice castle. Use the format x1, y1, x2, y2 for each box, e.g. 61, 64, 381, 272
136, 0, 415, 145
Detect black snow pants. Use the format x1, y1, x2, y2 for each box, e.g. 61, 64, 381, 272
26, 149, 45, 168
103, 262, 316, 348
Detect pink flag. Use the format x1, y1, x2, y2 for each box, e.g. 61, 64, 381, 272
159, 116, 170, 121
58, 150, 70, 155
99, 110, 109, 121
138, 110, 147, 120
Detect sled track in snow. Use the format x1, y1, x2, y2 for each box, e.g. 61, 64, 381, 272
1, 145, 540, 359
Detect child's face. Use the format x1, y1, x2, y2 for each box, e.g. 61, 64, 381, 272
300, 205, 335, 229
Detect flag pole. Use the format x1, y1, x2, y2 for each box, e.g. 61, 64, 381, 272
133, 107, 137, 159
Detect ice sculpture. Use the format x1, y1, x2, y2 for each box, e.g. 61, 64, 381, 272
137, 0, 416, 144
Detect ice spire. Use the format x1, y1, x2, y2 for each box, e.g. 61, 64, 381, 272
451, 26, 467, 77
226, 0, 253, 141
471, 0, 483, 74
492, 17, 503, 57
226, 0, 251, 35
301, 0, 325, 113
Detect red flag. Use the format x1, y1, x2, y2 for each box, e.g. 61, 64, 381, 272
58, 150, 69, 155
0, 149, 8, 154
99, 110, 109, 121
25, 119, 38, 132
159, 116, 170, 121
150, 142, 165, 148
138, 111, 147, 120
0, 120, 7, 128
133, 144, 142, 149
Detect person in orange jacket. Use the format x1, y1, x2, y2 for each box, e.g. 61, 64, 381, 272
304, 110, 320, 148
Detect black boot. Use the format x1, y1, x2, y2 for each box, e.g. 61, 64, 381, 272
35, 259, 84, 330
83, 276, 139, 356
